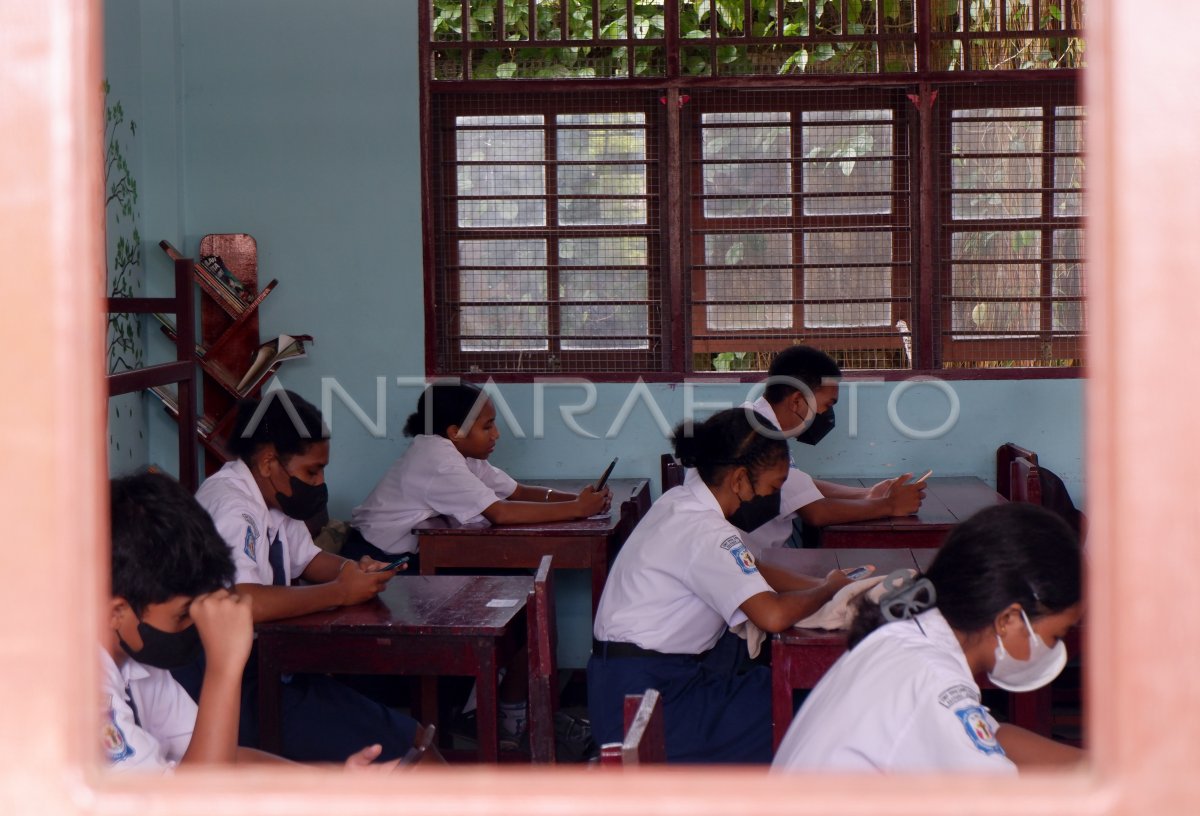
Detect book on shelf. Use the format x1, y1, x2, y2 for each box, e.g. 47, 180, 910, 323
151, 313, 207, 358
158, 240, 252, 316
148, 385, 216, 437
235, 334, 313, 394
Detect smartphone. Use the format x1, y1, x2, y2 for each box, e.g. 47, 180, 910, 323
594, 457, 618, 490
910, 469, 933, 484
844, 565, 873, 580
379, 554, 411, 572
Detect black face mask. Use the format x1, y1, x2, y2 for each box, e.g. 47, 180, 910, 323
796, 407, 835, 446
728, 489, 783, 532
119, 619, 203, 670
275, 475, 329, 521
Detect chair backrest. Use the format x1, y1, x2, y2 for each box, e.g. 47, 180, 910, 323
526, 554, 557, 763
661, 453, 684, 492
598, 689, 666, 766
996, 442, 1038, 499
1009, 455, 1043, 506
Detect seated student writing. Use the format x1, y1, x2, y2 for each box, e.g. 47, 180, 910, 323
346, 382, 611, 564
178, 390, 422, 763
687, 345, 925, 553
104, 471, 419, 771
772, 503, 1083, 774
589, 407, 871, 764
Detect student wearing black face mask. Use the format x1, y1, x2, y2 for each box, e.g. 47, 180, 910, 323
176, 390, 423, 764
685, 345, 926, 553
106, 471, 428, 772
589, 408, 859, 764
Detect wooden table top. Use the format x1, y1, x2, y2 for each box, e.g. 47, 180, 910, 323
254, 574, 531, 637
819, 475, 1005, 533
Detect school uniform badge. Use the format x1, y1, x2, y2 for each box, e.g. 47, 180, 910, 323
955, 705, 1005, 756
102, 699, 134, 763
241, 513, 260, 561
728, 542, 758, 575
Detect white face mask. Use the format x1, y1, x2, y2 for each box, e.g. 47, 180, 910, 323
986, 608, 1068, 693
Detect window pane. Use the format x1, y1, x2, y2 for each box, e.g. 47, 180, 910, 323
560, 237, 650, 349
561, 304, 649, 350
804, 231, 893, 327
704, 233, 792, 331
557, 113, 647, 225
1053, 229, 1085, 332
950, 230, 1041, 334
702, 117, 792, 217
950, 111, 1042, 220
456, 116, 546, 227
802, 111, 894, 215
1054, 113, 1085, 217
458, 239, 548, 351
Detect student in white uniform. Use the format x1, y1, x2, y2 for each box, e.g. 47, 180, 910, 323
347, 382, 610, 563
589, 407, 864, 764
104, 471, 404, 771
699, 345, 926, 552
772, 503, 1084, 774
181, 390, 422, 763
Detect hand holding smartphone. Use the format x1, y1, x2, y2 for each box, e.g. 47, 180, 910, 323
844, 565, 874, 580
909, 469, 933, 485
594, 457, 618, 490
377, 554, 411, 572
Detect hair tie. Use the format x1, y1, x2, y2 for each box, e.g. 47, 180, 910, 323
879, 570, 937, 622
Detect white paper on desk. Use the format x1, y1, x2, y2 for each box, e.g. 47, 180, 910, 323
587, 512, 612, 520
487, 599, 519, 608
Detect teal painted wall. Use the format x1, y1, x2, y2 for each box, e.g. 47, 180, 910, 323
122, 1, 1086, 665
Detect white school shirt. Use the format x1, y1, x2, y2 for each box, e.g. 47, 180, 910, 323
593, 477, 774, 654
683, 397, 824, 554
100, 647, 196, 773
195, 459, 322, 586
771, 608, 1017, 775
350, 434, 519, 555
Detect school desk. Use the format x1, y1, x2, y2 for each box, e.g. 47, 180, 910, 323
413, 478, 651, 617
255, 574, 530, 762
814, 476, 1007, 548
758, 546, 1050, 750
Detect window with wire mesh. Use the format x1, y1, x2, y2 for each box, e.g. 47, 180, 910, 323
937, 83, 1084, 369
929, 0, 1085, 71
688, 90, 912, 373
431, 93, 662, 373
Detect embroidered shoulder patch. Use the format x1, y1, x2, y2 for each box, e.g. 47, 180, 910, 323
955, 705, 1005, 756
938, 683, 980, 709
102, 698, 134, 763
242, 520, 258, 562
719, 535, 741, 551
728, 541, 758, 575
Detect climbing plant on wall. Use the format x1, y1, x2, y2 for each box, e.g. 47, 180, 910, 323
104, 79, 143, 374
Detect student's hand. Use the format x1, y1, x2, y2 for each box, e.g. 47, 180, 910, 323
334, 560, 393, 606
865, 476, 903, 500
574, 485, 611, 517
823, 568, 853, 592
343, 743, 401, 773
190, 588, 253, 678
362, 555, 405, 574
884, 473, 926, 516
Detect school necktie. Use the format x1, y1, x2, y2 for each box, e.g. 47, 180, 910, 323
124, 683, 141, 727
268, 531, 286, 586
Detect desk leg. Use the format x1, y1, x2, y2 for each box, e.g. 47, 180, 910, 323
475, 644, 500, 762
771, 639, 795, 753
417, 676, 439, 743
257, 637, 284, 755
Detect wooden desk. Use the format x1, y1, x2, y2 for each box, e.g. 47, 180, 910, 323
414, 478, 651, 617
255, 574, 530, 762
817, 476, 1006, 548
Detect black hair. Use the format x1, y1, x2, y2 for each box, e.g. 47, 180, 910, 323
673, 407, 789, 487
403, 383, 489, 438
228, 390, 328, 464
110, 471, 235, 616
848, 503, 1082, 648
763, 345, 842, 405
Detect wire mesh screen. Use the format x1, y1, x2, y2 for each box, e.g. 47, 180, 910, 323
688, 90, 913, 373
432, 93, 663, 374
936, 82, 1084, 369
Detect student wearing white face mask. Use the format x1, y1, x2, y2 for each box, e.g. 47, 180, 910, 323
772, 503, 1083, 774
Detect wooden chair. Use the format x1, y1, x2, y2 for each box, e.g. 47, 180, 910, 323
995, 442, 1038, 500
526, 554, 558, 763
1009, 455, 1044, 506
598, 689, 666, 766
660, 453, 684, 492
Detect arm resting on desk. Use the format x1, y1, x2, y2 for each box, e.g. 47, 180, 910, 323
739, 570, 852, 633
800, 477, 926, 526
996, 724, 1084, 769
481, 486, 610, 525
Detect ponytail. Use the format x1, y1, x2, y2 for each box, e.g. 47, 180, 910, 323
404, 383, 488, 438
672, 407, 788, 486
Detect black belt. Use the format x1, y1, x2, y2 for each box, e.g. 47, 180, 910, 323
592, 639, 699, 661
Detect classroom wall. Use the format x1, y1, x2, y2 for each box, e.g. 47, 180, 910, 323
103, 0, 149, 474
129, 0, 1086, 508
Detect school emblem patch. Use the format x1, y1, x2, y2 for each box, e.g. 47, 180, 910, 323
728, 541, 758, 575
955, 705, 1005, 756
241, 513, 260, 562
102, 698, 134, 763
